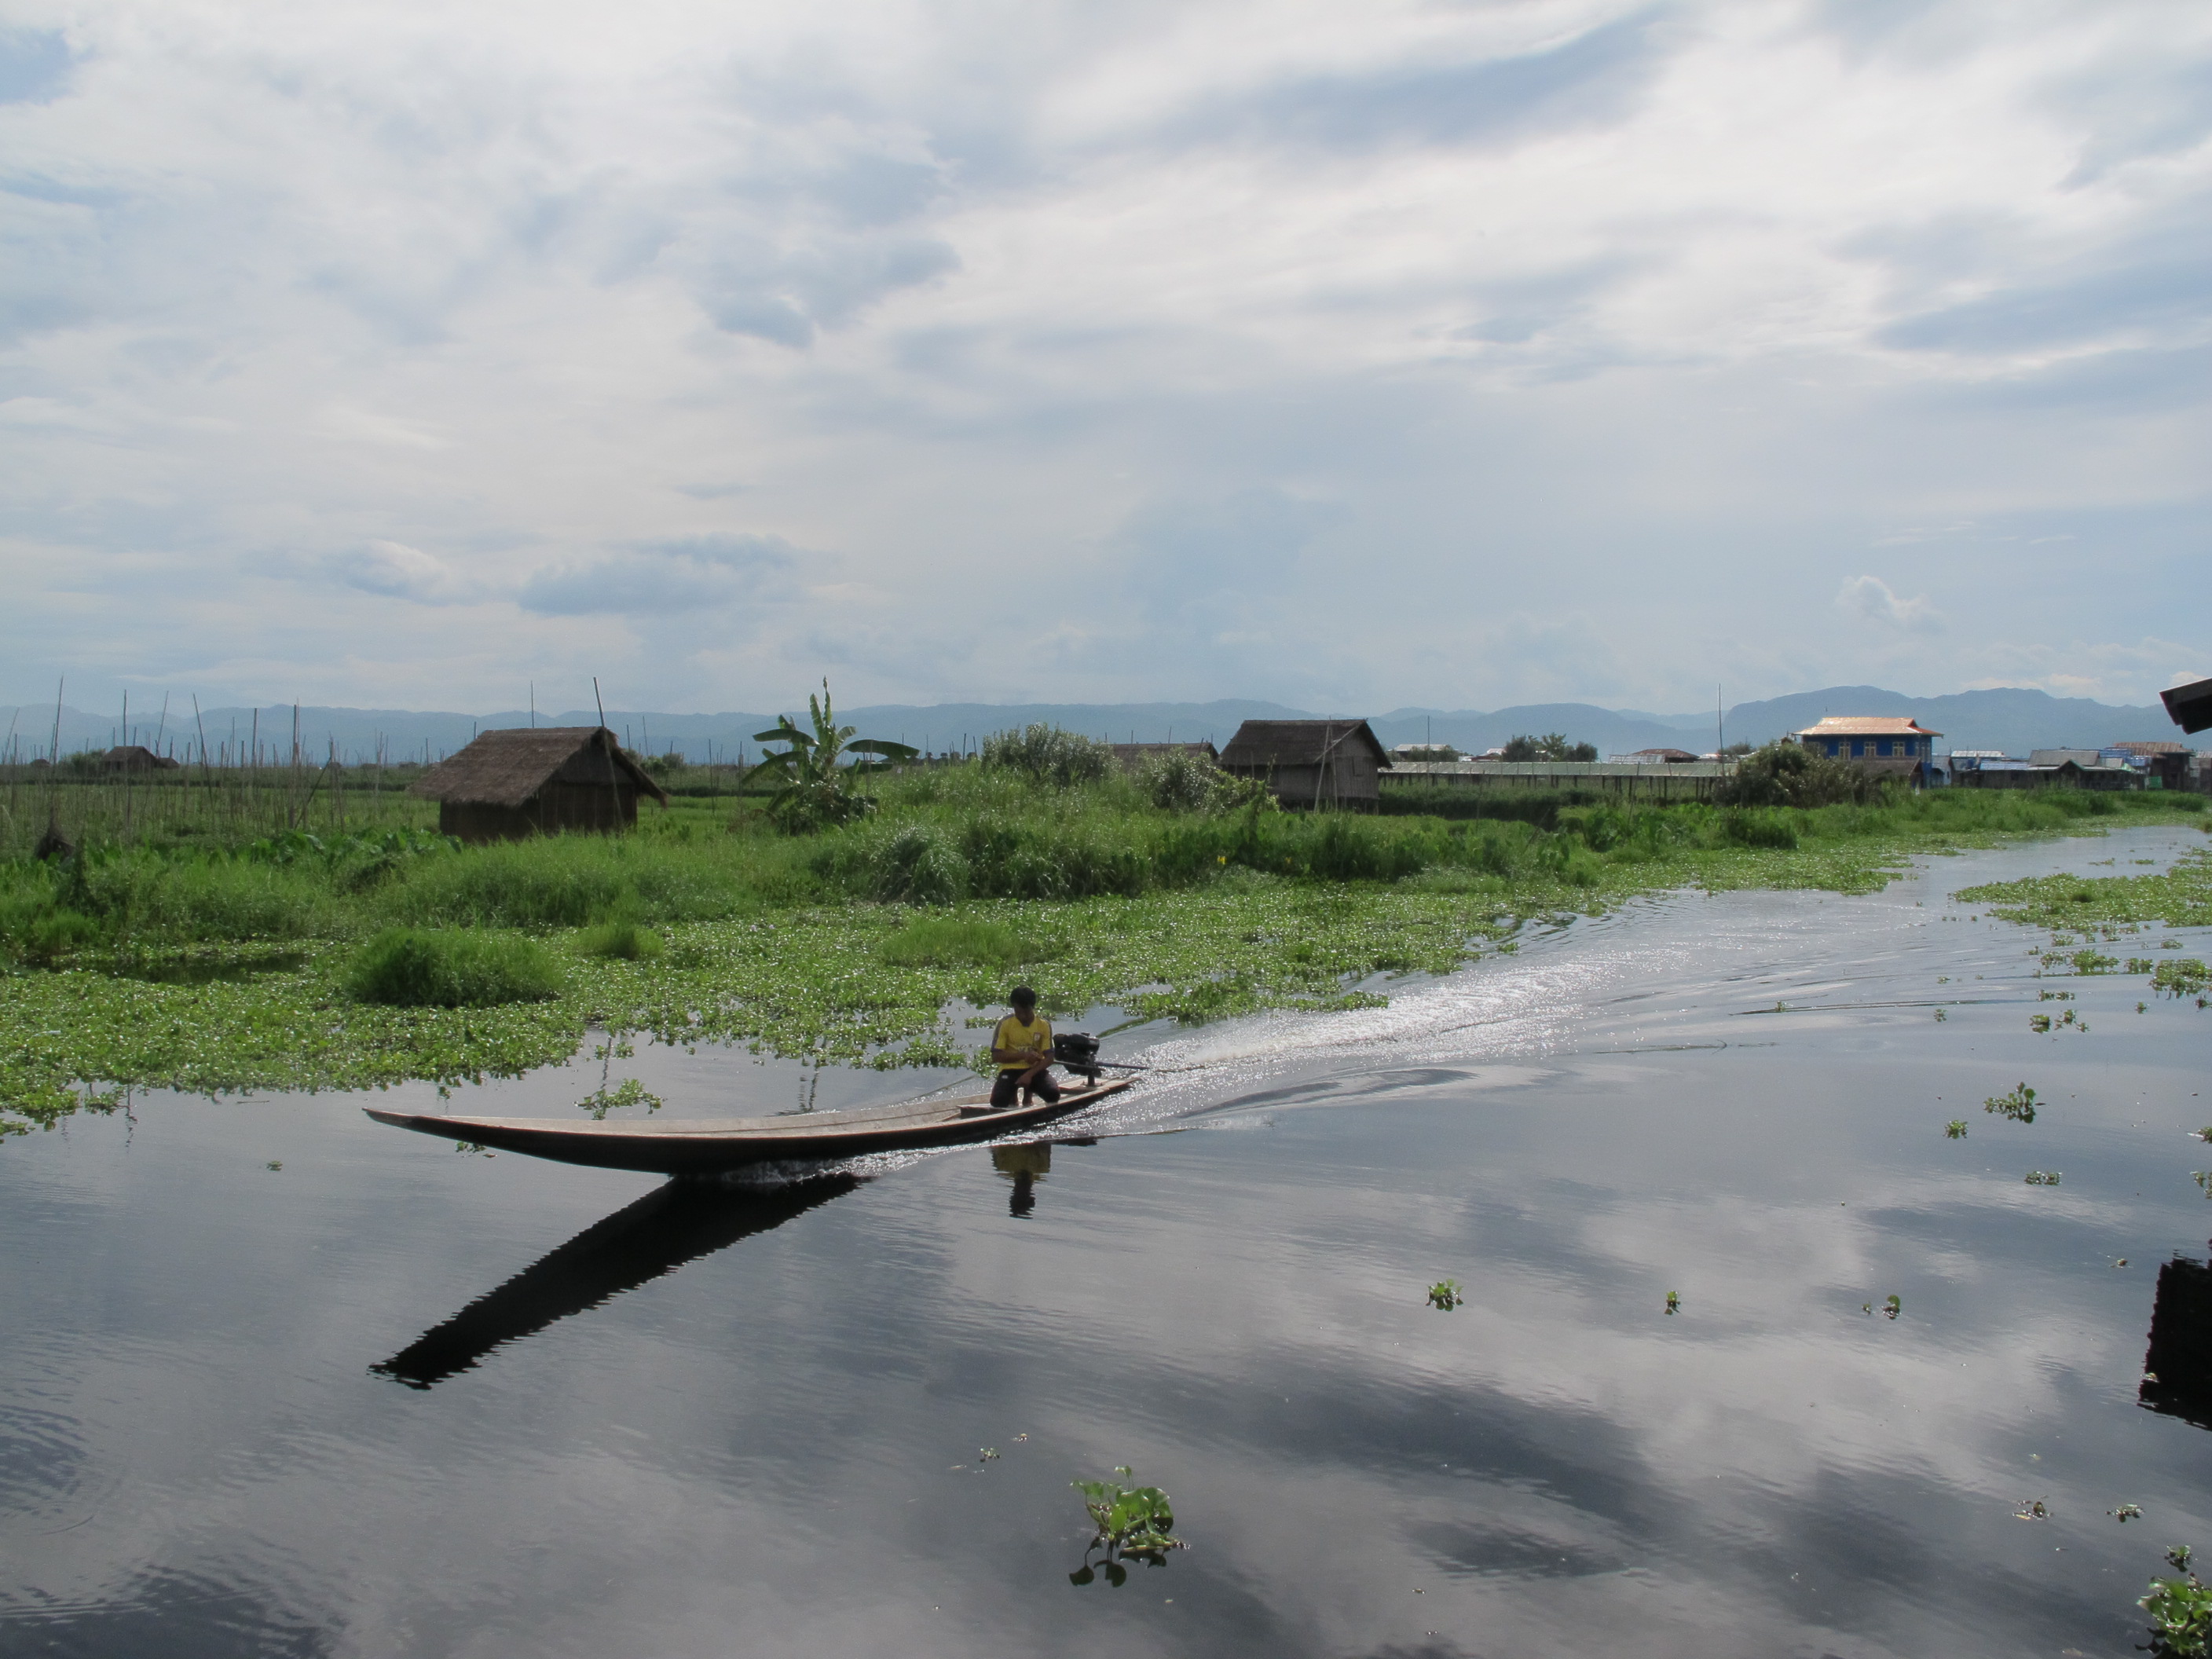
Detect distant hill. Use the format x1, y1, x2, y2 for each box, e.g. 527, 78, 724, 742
0, 686, 2189, 765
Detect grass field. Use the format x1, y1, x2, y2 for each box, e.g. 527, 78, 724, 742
2, 760, 2205, 1137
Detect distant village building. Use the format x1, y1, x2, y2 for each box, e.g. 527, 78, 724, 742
1791, 717, 1942, 783
99, 745, 181, 773
408, 726, 670, 843
1108, 741, 1218, 770
1612, 747, 1701, 764
2108, 741, 2195, 790
1219, 720, 1390, 809
1391, 742, 1460, 763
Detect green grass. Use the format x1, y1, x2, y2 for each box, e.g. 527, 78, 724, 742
347, 928, 565, 1008
2, 774, 2207, 1137
878, 916, 1044, 969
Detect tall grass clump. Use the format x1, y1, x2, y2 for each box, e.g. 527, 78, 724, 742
346, 927, 564, 1006
879, 915, 1044, 969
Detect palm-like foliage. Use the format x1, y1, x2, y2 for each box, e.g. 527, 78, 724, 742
747, 680, 917, 830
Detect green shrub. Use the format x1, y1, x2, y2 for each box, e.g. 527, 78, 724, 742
879, 916, 1042, 969
981, 723, 1113, 788
346, 927, 564, 1006
1723, 742, 1884, 808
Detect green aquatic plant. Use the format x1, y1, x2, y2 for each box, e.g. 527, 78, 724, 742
1986, 1083, 2038, 1124
2192, 1173, 2212, 1198
346, 927, 563, 1008
1933, 1006, 1947, 1022
2024, 1170, 2062, 1186
580, 1078, 662, 1120
2115, 1504, 2144, 1522
1069, 1467, 1185, 1586
2142, 1546, 2212, 1657
2031, 1014, 2053, 1033
1426, 1280, 1463, 1310
1884, 1294, 1901, 1320
1946, 1119, 1968, 1139
2155, 959, 2210, 998
1664, 1291, 1681, 1315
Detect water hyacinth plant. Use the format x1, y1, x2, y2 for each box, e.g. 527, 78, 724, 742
1069, 1467, 1185, 1587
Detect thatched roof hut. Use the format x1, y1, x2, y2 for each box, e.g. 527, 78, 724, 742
101, 745, 181, 772
1218, 720, 1390, 809
408, 727, 669, 843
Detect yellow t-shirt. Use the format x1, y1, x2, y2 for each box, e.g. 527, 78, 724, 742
992, 1013, 1053, 1074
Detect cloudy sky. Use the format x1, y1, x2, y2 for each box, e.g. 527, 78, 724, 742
2, 0, 2207, 717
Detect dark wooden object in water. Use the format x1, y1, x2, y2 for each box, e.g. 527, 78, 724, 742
364, 1076, 1133, 1175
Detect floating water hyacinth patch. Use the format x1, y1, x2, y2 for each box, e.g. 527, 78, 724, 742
2016, 1498, 2050, 1521
1426, 1280, 1463, 1311
1987, 1083, 2038, 1124
1946, 1119, 1968, 1139
1069, 1467, 1185, 1587
2031, 1014, 2053, 1033
2024, 1170, 2062, 1186
2113, 1504, 2144, 1522
1664, 1291, 1681, 1315
1884, 1295, 1902, 1319
2140, 1546, 2212, 1658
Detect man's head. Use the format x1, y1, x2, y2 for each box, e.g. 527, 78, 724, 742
1010, 986, 1037, 1013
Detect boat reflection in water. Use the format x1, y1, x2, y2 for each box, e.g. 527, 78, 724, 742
2140, 1251, 2212, 1430
992, 1141, 1051, 1217
373, 1174, 863, 1390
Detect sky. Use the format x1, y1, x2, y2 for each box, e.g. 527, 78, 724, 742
2, 0, 2207, 719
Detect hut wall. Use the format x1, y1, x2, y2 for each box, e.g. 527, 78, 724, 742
440, 801, 539, 843
529, 779, 641, 833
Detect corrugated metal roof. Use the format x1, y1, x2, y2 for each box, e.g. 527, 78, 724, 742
408, 727, 670, 809
1792, 716, 1942, 737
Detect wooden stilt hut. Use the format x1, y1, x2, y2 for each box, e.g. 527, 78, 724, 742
408, 727, 669, 843
1218, 720, 1390, 809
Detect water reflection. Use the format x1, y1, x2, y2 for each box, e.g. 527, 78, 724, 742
2141, 1251, 2212, 1430
373, 1175, 862, 1389
991, 1142, 1050, 1218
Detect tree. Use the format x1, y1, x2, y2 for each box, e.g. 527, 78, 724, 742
747, 679, 918, 830
1501, 732, 1597, 763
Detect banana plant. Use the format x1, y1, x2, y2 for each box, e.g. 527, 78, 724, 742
747, 679, 917, 830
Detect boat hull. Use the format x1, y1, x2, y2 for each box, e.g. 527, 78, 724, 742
363, 1077, 1132, 1175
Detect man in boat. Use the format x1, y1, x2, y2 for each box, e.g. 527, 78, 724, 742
989, 987, 1060, 1110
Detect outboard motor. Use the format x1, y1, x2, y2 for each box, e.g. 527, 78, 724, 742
1052, 1031, 1102, 1083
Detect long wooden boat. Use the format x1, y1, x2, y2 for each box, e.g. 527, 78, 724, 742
363, 1075, 1133, 1176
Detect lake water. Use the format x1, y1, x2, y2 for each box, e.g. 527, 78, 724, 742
5, 825, 2211, 1658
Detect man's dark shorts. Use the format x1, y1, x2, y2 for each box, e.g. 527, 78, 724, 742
991, 1069, 1062, 1109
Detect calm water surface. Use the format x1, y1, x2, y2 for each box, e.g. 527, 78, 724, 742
5, 826, 2212, 1658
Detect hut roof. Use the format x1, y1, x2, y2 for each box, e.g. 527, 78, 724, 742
101, 745, 181, 771
1219, 720, 1390, 770
408, 727, 670, 808
1619, 747, 1701, 763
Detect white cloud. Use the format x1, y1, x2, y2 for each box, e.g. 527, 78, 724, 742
0, 0, 2205, 713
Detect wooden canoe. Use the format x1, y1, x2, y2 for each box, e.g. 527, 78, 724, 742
363, 1075, 1133, 1176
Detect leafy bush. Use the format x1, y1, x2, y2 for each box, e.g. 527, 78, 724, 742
1722, 742, 1885, 809
346, 927, 564, 1006
981, 723, 1113, 788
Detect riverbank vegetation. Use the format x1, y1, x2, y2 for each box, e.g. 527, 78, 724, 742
2, 742, 2205, 1137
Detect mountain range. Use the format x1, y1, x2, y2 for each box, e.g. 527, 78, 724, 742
2, 686, 2192, 766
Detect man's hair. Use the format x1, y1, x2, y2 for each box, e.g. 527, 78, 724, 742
1010, 985, 1036, 1006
